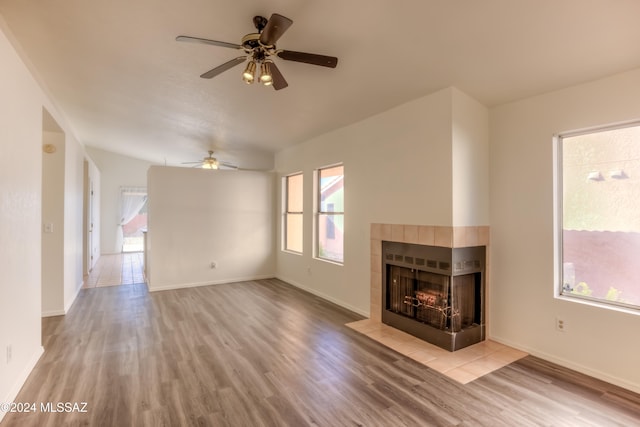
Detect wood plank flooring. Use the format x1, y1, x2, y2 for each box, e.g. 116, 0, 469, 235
3, 279, 640, 426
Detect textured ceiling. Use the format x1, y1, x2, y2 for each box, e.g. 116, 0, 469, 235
1, 0, 640, 169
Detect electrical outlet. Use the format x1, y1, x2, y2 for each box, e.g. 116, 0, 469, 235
210, 261, 217, 269
556, 317, 566, 332
6, 345, 12, 364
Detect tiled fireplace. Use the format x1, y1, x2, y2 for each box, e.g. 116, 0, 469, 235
370, 224, 490, 350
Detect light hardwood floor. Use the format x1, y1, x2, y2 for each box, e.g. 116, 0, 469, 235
3, 279, 640, 426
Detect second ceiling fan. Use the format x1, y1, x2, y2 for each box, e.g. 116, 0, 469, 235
177, 13, 338, 90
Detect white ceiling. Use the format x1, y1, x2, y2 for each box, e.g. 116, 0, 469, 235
1, 0, 640, 169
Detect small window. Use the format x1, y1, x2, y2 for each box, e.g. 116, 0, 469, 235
555, 122, 640, 311
316, 165, 344, 263
283, 173, 303, 253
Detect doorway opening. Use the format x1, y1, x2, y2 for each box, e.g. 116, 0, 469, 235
118, 187, 147, 253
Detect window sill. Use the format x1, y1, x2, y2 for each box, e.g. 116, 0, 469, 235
314, 257, 343, 267
282, 249, 303, 256
556, 293, 640, 316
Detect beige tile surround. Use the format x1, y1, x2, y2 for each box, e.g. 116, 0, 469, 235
370, 224, 491, 322
357, 223, 527, 383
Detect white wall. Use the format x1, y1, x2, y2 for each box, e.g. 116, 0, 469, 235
490, 68, 640, 393
0, 18, 91, 418
63, 130, 87, 311
86, 147, 155, 254
41, 130, 65, 315
452, 88, 490, 226
147, 166, 276, 291
84, 159, 101, 273
274, 87, 489, 316
0, 25, 45, 414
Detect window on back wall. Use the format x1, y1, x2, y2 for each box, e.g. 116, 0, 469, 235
555, 122, 640, 312
283, 173, 303, 253
316, 164, 344, 264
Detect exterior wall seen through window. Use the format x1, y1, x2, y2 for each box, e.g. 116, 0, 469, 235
557, 122, 640, 311
284, 173, 303, 253
317, 165, 344, 264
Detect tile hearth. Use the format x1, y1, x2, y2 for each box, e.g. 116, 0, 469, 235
346, 319, 527, 384
362, 223, 526, 383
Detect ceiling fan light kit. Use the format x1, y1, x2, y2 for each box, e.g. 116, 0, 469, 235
177, 13, 338, 90
242, 60, 257, 84
259, 61, 273, 85
202, 158, 219, 169
182, 151, 242, 170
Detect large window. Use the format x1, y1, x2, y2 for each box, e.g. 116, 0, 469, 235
283, 173, 303, 253
555, 122, 640, 311
316, 164, 344, 263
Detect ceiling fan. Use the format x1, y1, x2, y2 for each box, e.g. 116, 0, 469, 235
176, 13, 338, 90
181, 151, 238, 170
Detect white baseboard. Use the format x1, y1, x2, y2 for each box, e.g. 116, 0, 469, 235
41, 309, 66, 317
148, 274, 276, 292
0, 346, 44, 423
276, 275, 369, 317
489, 335, 640, 394
64, 281, 84, 313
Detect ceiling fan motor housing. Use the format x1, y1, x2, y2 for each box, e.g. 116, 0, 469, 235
241, 33, 263, 52
253, 16, 268, 32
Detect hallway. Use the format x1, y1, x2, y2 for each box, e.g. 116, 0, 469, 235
83, 252, 145, 288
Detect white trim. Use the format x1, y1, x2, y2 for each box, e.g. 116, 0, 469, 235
148, 274, 275, 292
64, 280, 84, 313
489, 335, 640, 394
312, 257, 344, 267
41, 309, 66, 317
553, 122, 640, 311
555, 118, 640, 139
0, 346, 45, 423
556, 294, 640, 316
552, 134, 563, 299
282, 172, 304, 254
276, 275, 368, 317
281, 249, 303, 256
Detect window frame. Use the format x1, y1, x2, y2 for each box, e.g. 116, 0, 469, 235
282, 172, 303, 255
554, 120, 640, 314
314, 163, 344, 265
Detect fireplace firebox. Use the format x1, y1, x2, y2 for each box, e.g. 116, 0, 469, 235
382, 241, 485, 351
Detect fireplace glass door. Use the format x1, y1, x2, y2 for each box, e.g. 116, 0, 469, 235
386, 265, 479, 333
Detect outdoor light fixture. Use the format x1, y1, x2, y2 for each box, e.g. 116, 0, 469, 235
587, 171, 603, 181
242, 60, 257, 84
260, 61, 273, 86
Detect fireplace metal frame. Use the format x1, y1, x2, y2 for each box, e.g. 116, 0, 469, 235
382, 241, 486, 352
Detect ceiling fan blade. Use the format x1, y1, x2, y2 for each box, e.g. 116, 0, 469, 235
259, 14, 293, 46
277, 50, 338, 68
219, 161, 239, 170
200, 56, 247, 79
176, 35, 242, 50
269, 62, 288, 90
